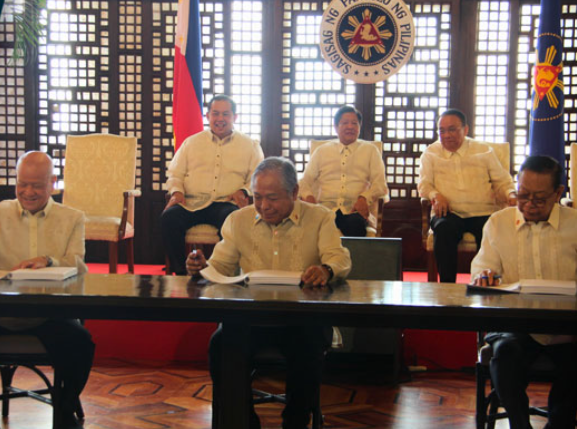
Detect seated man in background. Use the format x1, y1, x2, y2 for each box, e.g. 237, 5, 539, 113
472, 155, 577, 429
187, 157, 351, 429
162, 94, 264, 274
418, 108, 517, 282
0, 152, 95, 429
299, 105, 388, 236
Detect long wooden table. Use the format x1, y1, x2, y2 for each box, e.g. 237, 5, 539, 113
1, 274, 576, 429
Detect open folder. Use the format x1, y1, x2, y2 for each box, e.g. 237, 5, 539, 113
0, 267, 78, 281
200, 265, 302, 286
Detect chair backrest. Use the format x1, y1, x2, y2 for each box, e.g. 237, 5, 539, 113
485, 142, 510, 172
571, 143, 577, 201
63, 134, 137, 217
310, 139, 383, 156
341, 237, 402, 281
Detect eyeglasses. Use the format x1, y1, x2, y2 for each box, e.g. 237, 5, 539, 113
517, 191, 557, 207
437, 127, 462, 135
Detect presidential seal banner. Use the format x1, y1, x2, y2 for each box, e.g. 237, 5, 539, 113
320, 0, 415, 84
529, 0, 564, 167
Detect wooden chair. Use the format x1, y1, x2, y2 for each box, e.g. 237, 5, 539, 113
309, 140, 388, 237
0, 335, 84, 429
63, 134, 140, 274
475, 332, 577, 429
421, 142, 511, 282
162, 193, 222, 274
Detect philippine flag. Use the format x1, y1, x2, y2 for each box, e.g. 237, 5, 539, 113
173, 0, 204, 151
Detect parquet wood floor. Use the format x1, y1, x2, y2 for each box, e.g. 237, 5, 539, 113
1, 359, 551, 429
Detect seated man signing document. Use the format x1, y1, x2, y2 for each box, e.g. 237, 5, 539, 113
471, 155, 577, 429
0, 152, 94, 429
187, 157, 351, 429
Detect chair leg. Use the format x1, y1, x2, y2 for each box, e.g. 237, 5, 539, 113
312, 400, 323, 429
427, 251, 438, 282
164, 255, 172, 275
475, 364, 488, 429
486, 390, 500, 429
1, 365, 17, 418
108, 242, 118, 274
126, 237, 135, 274
52, 368, 63, 429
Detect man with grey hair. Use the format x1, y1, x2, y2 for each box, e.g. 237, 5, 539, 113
0, 151, 94, 429
187, 156, 351, 429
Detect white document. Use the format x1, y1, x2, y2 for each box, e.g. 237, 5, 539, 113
0, 267, 78, 281
200, 265, 302, 286
468, 279, 576, 296
518, 279, 576, 296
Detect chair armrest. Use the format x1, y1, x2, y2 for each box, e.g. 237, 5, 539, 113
118, 190, 139, 239
420, 198, 432, 249
376, 196, 387, 237
560, 197, 573, 208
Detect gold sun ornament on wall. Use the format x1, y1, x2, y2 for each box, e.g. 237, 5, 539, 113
340, 9, 393, 62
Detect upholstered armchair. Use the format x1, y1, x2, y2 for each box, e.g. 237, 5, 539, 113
421, 142, 511, 282
63, 134, 139, 273
309, 140, 388, 237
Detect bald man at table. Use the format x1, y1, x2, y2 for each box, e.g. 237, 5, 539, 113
187, 156, 351, 429
0, 152, 94, 429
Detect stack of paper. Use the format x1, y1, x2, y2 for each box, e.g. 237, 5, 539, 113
518, 279, 576, 296
468, 279, 577, 296
245, 270, 302, 286
0, 267, 78, 281
200, 265, 302, 286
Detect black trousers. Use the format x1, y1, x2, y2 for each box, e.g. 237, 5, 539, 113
335, 210, 367, 237
486, 332, 577, 429
161, 202, 237, 275
209, 325, 332, 429
430, 213, 489, 283
0, 319, 95, 421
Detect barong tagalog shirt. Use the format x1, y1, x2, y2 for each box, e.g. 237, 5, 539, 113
418, 138, 515, 218
207, 200, 352, 279
166, 129, 264, 212
471, 204, 577, 345
0, 197, 87, 330
299, 139, 389, 215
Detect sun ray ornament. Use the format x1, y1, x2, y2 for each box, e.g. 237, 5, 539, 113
320, 0, 415, 84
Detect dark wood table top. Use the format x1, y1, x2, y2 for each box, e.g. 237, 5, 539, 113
0, 274, 576, 334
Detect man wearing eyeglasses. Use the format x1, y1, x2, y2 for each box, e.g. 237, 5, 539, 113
471, 155, 577, 429
418, 108, 517, 282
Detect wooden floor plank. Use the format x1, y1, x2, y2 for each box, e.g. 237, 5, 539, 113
0, 360, 551, 429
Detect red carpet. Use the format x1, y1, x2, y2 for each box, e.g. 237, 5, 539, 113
86, 263, 216, 362
86, 264, 475, 368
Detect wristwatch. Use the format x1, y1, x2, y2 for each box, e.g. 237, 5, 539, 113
45, 256, 53, 267
321, 264, 334, 281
